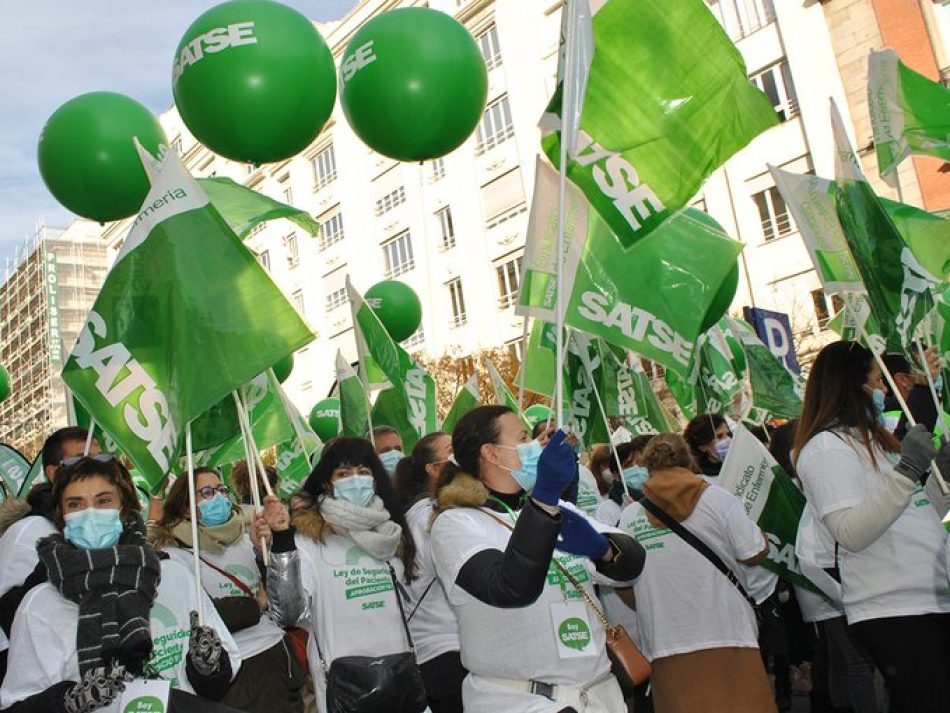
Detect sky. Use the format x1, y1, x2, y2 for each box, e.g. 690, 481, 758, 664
0, 0, 357, 266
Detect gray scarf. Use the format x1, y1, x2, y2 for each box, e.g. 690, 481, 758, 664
319, 495, 402, 561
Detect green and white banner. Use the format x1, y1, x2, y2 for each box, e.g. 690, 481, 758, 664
17, 455, 44, 499
541, 0, 777, 249
0, 444, 29, 499
198, 176, 320, 240
564, 331, 610, 448
486, 359, 531, 432
518, 160, 742, 376
336, 351, 370, 438
515, 319, 558, 398
61, 146, 313, 492
727, 318, 803, 420
868, 49, 950, 186
601, 346, 671, 435
442, 372, 479, 435
347, 278, 436, 451
718, 425, 818, 593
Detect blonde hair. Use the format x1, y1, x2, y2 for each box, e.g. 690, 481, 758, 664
640, 433, 695, 472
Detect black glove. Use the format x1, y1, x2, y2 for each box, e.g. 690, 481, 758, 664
531, 430, 577, 506
894, 424, 935, 483
186, 610, 224, 677
62, 662, 133, 713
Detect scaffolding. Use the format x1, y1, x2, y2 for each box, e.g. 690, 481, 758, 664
0, 220, 108, 459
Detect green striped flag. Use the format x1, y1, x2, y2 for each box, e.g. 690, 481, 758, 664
868, 49, 950, 186
61, 146, 313, 492
541, 0, 777, 249
336, 351, 370, 438
442, 372, 480, 434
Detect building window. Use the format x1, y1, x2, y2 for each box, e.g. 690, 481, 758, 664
401, 326, 425, 349
436, 206, 456, 250
318, 207, 345, 251
447, 278, 467, 327
172, 137, 183, 156
707, 0, 775, 41
811, 290, 844, 328
506, 337, 524, 364
486, 203, 527, 231
752, 186, 793, 242
475, 95, 515, 155
482, 168, 526, 229
280, 177, 293, 205
312, 145, 337, 190
751, 61, 799, 121
286, 232, 300, 267
382, 231, 415, 278
249, 221, 266, 237
258, 249, 270, 271
495, 254, 523, 308
325, 286, 347, 313
478, 25, 502, 71
430, 157, 446, 181
375, 186, 407, 216
292, 289, 305, 316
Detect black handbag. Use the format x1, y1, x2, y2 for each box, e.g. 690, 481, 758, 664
316, 564, 427, 713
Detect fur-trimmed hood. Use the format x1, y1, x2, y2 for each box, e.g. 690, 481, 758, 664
0, 498, 33, 537
291, 500, 332, 543
433, 472, 490, 518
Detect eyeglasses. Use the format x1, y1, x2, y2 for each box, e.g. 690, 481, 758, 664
60, 452, 116, 468
196, 485, 230, 500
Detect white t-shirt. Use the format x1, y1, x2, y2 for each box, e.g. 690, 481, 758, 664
0, 515, 57, 653
403, 499, 460, 664
575, 465, 604, 518
294, 532, 411, 710
617, 485, 764, 660
165, 534, 285, 660
430, 502, 627, 713
797, 430, 950, 624
0, 559, 242, 711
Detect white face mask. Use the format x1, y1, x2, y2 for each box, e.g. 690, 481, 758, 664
714, 436, 732, 461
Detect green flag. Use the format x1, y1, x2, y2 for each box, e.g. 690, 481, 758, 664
274, 435, 319, 500
486, 359, 531, 432
718, 425, 819, 593
61, 147, 313, 493
880, 196, 950, 280
564, 332, 610, 448
442, 372, 480, 435
371, 388, 420, 450
336, 351, 370, 438
541, 0, 777, 249
515, 320, 558, 398
868, 49, 950, 186
601, 347, 671, 435
347, 278, 437, 450
727, 317, 803, 419
198, 177, 320, 240
518, 160, 742, 376
17, 455, 44, 498
0, 444, 29, 498
832, 100, 938, 352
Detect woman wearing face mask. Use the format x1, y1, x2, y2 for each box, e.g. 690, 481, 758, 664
149, 467, 304, 713
683, 414, 731, 477
428, 405, 646, 712
1, 455, 241, 712
794, 341, 950, 712
255, 437, 424, 713
392, 432, 466, 713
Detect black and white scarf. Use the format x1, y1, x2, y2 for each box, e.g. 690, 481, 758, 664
37, 517, 162, 676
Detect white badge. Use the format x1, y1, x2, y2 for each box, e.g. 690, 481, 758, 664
119, 678, 171, 713
549, 601, 596, 659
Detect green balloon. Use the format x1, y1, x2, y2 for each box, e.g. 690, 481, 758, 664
273, 354, 294, 383
0, 365, 10, 403
340, 8, 488, 161
173, 0, 336, 164
308, 398, 340, 441
524, 404, 553, 427
699, 262, 740, 334
37, 92, 165, 222
364, 280, 422, 343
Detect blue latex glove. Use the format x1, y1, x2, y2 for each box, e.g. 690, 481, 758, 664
556, 507, 609, 561
531, 429, 577, 506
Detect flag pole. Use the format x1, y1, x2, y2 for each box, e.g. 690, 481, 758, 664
185, 422, 204, 626
517, 317, 529, 413
233, 390, 271, 563
271, 368, 317, 463
83, 418, 96, 456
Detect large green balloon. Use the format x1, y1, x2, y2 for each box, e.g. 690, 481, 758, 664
699, 262, 740, 334
37, 92, 165, 222
525, 404, 553, 427
0, 365, 9, 403
308, 398, 340, 441
364, 280, 422, 343
339, 8, 488, 161
173, 0, 336, 164
273, 354, 294, 383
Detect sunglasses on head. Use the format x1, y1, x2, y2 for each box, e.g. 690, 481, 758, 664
196, 485, 230, 499
60, 452, 117, 468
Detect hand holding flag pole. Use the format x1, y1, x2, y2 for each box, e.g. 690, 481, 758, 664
233, 390, 273, 563
185, 423, 205, 626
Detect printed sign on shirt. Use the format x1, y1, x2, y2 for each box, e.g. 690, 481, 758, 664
550, 601, 596, 659
120, 678, 171, 712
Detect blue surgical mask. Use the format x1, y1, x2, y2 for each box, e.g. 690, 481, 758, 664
63, 508, 123, 550
197, 494, 233, 527
870, 388, 886, 415
935, 375, 944, 394
500, 441, 544, 491
333, 475, 376, 508
714, 436, 732, 461
622, 465, 649, 492
379, 450, 404, 478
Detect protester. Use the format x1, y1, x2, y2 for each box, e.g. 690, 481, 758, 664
618, 433, 776, 713
230, 460, 281, 505
794, 340, 950, 712
256, 437, 424, 713
683, 413, 730, 476
393, 431, 465, 713
880, 349, 946, 440
370, 425, 405, 478
428, 405, 646, 712
150, 467, 304, 713
0, 427, 99, 683
0, 454, 241, 711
